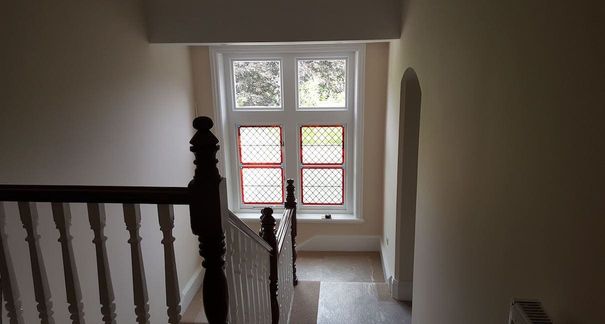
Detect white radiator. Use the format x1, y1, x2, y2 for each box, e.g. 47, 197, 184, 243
509, 299, 553, 324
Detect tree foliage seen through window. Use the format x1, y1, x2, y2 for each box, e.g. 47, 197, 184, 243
233, 60, 281, 108
298, 59, 346, 108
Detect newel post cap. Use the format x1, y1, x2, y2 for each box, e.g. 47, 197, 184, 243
190, 116, 219, 151
260, 207, 275, 224
193, 116, 213, 130
189, 116, 221, 186
285, 179, 296, 208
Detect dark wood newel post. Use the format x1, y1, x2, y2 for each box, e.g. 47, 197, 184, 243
285, 179, 298, 286
188, 116, 228, 324
259, 207, 279, 324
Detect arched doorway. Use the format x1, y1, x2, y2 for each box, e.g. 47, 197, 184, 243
393, 68, 421, 301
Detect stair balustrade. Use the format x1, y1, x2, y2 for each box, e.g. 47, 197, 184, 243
0, 116, 297, 324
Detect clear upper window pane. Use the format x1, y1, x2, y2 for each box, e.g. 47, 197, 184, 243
238, 126, 282, 164
233, 60, 282, 108
301, 126, 344, 165
298, 59, 347, 108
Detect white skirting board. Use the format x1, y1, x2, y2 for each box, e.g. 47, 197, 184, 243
390, 278, 413, 301
297, 235, 381, 252
180, 266, 204, 312
380, 241, 413, 301
380, 241, 393, 283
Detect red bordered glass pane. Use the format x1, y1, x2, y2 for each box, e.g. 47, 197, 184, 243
300, 125, 344, 165
241, 167, 284, 204
301, 167, 344, 205
238, 126, 282, 165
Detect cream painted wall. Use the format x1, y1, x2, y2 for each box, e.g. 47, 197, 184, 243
383, 0, 605, 323
190, 43, 390, 246
1, 1, 200, 323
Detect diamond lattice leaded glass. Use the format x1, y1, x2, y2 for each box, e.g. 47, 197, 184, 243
238, 126, 282, 164
301, 167, 344, 205
300, 126, 344, 165
241, 167, 283, 204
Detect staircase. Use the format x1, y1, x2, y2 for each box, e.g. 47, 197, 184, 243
291, 252, 412, 324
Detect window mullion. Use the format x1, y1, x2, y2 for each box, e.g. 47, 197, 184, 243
282, 54, 300, 197
283, 124, 298, 198
281, 53, 297, 114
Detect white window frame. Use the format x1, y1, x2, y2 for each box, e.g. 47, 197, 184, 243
210, 44, 365, 221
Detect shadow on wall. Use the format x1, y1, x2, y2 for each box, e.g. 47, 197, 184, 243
393, 68, 421, 301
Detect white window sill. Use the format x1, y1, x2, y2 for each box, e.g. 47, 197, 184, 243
235, 212, 363, 224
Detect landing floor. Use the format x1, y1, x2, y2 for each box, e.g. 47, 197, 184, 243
291, 251, 412, 324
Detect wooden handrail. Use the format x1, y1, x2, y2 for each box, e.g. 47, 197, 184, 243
227, 210, 272, 252
0, 185, 189, 204
276, 208, 293, 255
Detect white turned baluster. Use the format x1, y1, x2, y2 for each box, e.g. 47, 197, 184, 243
275, 224, 294, 324
51, 203, 85, 324
235, 231, 245, 323
232, 229, 245, 324
250, 239, 259, 324
263, 247, 271, 323
0, 202, 24, 324
250, 242, 258, 324
258, 248, 267, 324
257, 244, 264, 324
257, 250, 263, 324
254, 244, 263, 324
87, 203, 116, 324
122, 204, 150, 324
278, 254, 284, 323
287, 231, 294, 321
18, 202, 54, 324
277, 228, 294, 324
251, 239, 259, 324
157, 205, 181, 324
247, 238, 257, 324
261, 248, 268, 323
241, 235, 254, 323
279, 251, 284, 323
254, 245, 262, 324
243, 238, 252, 324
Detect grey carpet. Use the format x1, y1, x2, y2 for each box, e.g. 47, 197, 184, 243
317, 282, 411, 324
290, 281, 321, 324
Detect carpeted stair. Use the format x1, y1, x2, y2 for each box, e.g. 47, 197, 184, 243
182, 252, 411, 323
